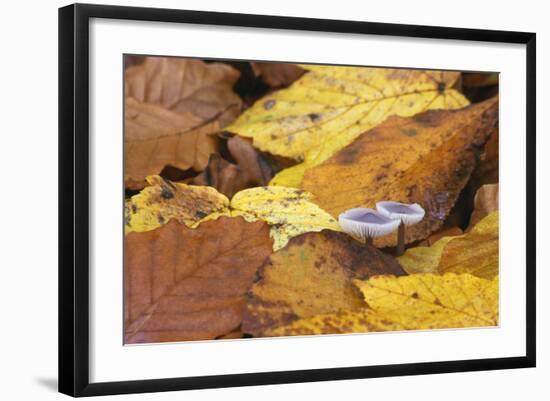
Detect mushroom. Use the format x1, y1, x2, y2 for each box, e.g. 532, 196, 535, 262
376, 201, 425, 256
338, 208, 401, 246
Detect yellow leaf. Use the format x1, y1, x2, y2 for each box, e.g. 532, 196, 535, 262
266, 273, 498, 336
226, 65, 469, 187
265, 309, 403, 336
301, 97, 499, 247
355, 273, 499, 329
125, 176, 230, 234
398, 211, 498, 279
125, 178, 340, 250
230, 186, 341, 250
242, 230, 406, 336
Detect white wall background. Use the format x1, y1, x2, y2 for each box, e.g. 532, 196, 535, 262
0, 0, 546, 400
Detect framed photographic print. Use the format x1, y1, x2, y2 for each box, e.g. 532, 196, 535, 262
58, 3, 536, 397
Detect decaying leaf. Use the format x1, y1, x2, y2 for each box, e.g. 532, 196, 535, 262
126, 179, 340, 250
267, 273, 498, 336
398, 211, 498, 279
302, 97, 499, 247
125, 57, 242, 126
124, 217, 272, 343
227, 65, 469, 187
124, 98, 221, 189
193, 136, 277, 198
125, 176, 229, 234
250, 62, 305, 87
462, 73, 499, 88
468, 184, 499, 230
231, 186, 341, 250
241, 230, 406, 336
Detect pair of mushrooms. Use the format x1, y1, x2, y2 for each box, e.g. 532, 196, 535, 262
338, 201, 425, 256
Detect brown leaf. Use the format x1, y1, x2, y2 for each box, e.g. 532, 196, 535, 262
124, 217, 272, 344
241, 230, 405, 336
467, 184, 499, 230
124, 98, 220, 189
468, 127, 499, 188
193, 154, 247, 199
250, 62, 305, 87
462, 73, 499, 88
193, 136, 277, 198
302, 96, 499, 247
125, 57, 242, 126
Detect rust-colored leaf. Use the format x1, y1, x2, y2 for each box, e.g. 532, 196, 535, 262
241, 230, 405, 336
124, 217, 272, 343
125, 57, 242, 126
302, 96, 498, 247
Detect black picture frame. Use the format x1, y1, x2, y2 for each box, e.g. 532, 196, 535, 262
59, 3, 536, 397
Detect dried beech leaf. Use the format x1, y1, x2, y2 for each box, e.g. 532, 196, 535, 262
125, 176, 229, 234
193, 136, 276, 198
302, 97, 499, 246
227, 65, 469, 187
250, 62, 305, 87
241, 230, 406, 336
468, 184, 499, 230
125, 57, 242, 126
124, 217, 272, 343
267, 273, 498, 336
398, 211, 498, 279
124, 98, 220, 189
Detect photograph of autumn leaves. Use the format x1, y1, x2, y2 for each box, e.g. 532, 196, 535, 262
123, 55, 499, 345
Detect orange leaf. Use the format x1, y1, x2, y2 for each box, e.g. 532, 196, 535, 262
302, 97, 498, 247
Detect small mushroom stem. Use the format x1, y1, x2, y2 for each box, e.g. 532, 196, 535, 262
397, 222, 405, 256
366, 236, 374, 246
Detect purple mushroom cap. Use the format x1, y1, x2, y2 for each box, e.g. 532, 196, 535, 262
338, 208, 401, 239
376, 201, 425, 226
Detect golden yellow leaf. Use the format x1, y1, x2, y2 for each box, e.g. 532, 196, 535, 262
356, 273, 498, 328
226, 65, 469, 187
398, 211, 498, 279
242, 230, 406, 336
126, 178, 340, 250
265, 309, 403, 336
302, 97, 498, 247
267, 273, 498, 336
230, 186, 341, 250
125, 176, 230, 234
